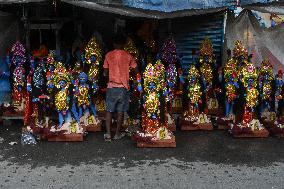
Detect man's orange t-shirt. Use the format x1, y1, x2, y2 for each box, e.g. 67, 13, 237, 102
103, 49, 137, 90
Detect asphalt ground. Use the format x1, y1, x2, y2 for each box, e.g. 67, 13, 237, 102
0, 122, 284, 189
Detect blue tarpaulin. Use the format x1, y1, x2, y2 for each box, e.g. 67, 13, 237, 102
122, 0, 271, 12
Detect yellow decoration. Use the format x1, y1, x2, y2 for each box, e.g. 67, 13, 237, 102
224, 58, 238, 83
77, 86, 90, 106
124, 38, 139, 60
88, 64, 99, 81
259, 59, 273, 101
85, 37, 102, 64
246, 88, 259, 108
241, 62, 258, 88
55, 89, 68, 111
187, 65, 202, 104
200, 64, 213, 85
52, 62, 71, 89
145, 92, 159, 117
200, 37, 214, 62
158, 128, 166, 139
95, 99, 106, 111
233, 40, 248, 58
70, 122, 77, 134
88, 115, 95, 125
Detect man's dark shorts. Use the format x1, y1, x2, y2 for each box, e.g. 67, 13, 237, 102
106, 88, 129, 113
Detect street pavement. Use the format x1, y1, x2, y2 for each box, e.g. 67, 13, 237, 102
0, 122, 284, 189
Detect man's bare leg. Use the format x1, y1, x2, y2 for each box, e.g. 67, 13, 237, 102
105, 111, 112, 141
114, 112, 125, 139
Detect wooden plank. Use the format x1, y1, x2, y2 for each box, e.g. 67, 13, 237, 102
181, 119, 213, 131
47, 133, 84, 142
137, 136, 176, 148
233, 129, 269, 138
168, 123, 176, 132
199, 123, 214, 131
85, 124, 102, 132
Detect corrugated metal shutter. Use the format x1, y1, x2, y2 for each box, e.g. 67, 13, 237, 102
172, 13, 225, 72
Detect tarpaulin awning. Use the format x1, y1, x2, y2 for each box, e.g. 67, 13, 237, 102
62, 0, 227, 19
63, 0, 277, 13
245, 2, 284, 14
0, 0, 45, 4
122, 0, 236, 12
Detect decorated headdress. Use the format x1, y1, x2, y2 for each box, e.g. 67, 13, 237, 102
85, 37, 102, 64
259, 59, 273, 81
161, 37, 178, 64
47, 54, 55, 65
53, 62, 71, 88
143, 60, 165, 93
224, 58, 238, 82
188, 65, 200, 79
124, 38, 139, 60
143, 63, 159, 93
200, 37, 214, 58
241, 62, 258, 87
233, 40, 248, 58
11, 41, 26, 65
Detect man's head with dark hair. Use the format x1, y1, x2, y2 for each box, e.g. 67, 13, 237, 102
113, 33, 126, 49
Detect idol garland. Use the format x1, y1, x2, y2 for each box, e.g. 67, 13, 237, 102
259, 59, 274, 115
161, 38, 178, 104
11, 41, 26, 108
182, 65, 211, 125
85, 37, 102, 93
224, 58, 239, 119
137, 60, 173, 140
199, 37, 214, 92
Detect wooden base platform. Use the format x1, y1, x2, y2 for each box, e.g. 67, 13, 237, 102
137, 136, 176, 148
85, 124, 102, 132
47, 133, 84, 142
168, 123, 176, 132
216, 118, 233, 130
261, 120, 274, 128
233, 129, 269, 138
199, 123, 213, 130
218, 124, 229, 130
275, 133, 284, 138
181, 121, 213, 131
207, 108, 223, 116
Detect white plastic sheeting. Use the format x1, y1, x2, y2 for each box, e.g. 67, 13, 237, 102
225, 9, 284, 72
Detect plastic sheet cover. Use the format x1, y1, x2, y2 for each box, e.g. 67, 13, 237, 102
225, 9, 284, 73
62, 0, 227, 19
122, 0, 236, 12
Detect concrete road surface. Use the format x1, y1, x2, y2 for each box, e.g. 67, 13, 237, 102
0, 122, 283, 189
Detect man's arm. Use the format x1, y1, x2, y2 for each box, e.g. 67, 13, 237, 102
104, 68, 109, 82
103, 54, 109, 82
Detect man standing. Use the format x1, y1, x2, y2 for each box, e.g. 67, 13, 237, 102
103, 34, 138, 141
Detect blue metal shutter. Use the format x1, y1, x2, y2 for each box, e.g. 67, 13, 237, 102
172, 13, 225, 72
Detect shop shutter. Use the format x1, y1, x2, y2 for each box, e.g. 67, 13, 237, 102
172, 13, 225, 73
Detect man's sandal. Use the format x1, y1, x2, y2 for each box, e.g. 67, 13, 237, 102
104, 133, 112, 142
113, 132, 126, 140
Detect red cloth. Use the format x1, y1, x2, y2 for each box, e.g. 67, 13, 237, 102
103, 49, 137, 90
